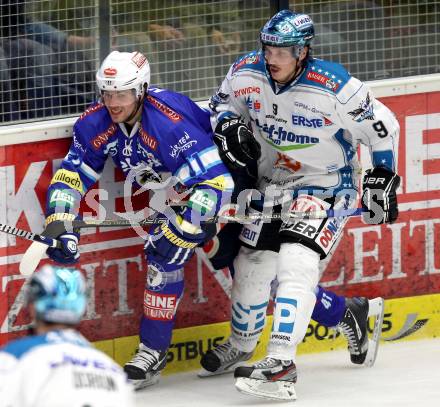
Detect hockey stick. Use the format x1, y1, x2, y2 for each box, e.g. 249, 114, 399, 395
0, 223, 61, 249
15, 206, 364, 276
9, 207, 363, 248
69, 207, 365, 229
0, 223, 61, 277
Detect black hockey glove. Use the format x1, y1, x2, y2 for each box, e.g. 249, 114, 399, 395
42, 214, 80, 264
361, 167, 401, 224
213, 118, 261, 171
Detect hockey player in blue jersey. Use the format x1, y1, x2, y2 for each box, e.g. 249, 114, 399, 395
41, 47, 391, 394
41, 50, 235, 390
200, 9, 400, 401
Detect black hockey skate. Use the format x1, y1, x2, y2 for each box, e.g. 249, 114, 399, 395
338, 297, 384, 367
124, 343, 167, 390
198, 339, 253, 377
234, 357, 297, 401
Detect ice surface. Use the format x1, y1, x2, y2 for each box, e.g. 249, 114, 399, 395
135, 339, 440, 407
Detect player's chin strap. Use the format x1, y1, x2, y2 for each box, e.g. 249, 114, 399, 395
124, 87, 146, 124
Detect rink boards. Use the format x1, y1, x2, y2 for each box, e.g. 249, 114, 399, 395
94, 292, 440, 374
1, 75, 440, 373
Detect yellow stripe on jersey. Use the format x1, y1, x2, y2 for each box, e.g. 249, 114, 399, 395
50, 169, 84, 194
199, 175, 233, 192
159, 223, 198, 249
44, 212, 76, 227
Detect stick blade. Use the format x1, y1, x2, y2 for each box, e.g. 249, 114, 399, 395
19, 242, 47, 276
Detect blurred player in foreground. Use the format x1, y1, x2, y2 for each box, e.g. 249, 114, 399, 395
0, 265, 134, 407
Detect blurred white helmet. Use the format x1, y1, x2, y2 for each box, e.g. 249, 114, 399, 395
96, 50, 151, 98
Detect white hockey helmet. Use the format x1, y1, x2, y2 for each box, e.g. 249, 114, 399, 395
96, 50, 151, 98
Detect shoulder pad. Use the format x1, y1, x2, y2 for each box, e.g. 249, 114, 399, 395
300, 58, 351, 94
78, 102, 106, 122
1, 335, 50, 359
146, 93, 183, 123
232, 51, 265, 74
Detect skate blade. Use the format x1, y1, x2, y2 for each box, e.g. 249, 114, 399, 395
364, 297, 385, 367
129, 372, 160, 391
235, 378, 297, 401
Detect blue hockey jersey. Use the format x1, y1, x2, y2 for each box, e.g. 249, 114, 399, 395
46, 88, 234, 224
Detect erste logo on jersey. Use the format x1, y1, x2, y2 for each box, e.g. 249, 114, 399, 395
292, 114, 333, 128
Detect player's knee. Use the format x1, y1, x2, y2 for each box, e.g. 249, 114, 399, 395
145, 262, 184, 293
278, 243, 320, 291
232, 247, 277, 299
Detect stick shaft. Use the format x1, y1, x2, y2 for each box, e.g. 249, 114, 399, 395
0, 223, 60, 248
71, 207, 364, 229
2, 207, 364, 249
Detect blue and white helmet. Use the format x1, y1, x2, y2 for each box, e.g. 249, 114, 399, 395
28, 265, 87, 325
260, 10, 314, 48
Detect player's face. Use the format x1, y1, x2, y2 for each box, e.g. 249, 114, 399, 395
102, 90, 138, 123
263, 45, 302, 84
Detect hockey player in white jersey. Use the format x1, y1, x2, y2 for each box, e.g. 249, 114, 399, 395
0, 265, 134, 407
207, 9, 400, 401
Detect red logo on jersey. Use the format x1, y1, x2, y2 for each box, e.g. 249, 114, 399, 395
139, 128, 158, 150
143, 290, 177, 321
234, 86, 261, 98
324, 117, 333, 126
147, 95, 182, 122
306, 71, 339, 91
274, 152, 302, 173
79, 103, 105, 121
291, 195, 325, 213
91, 123, 118, 149
232, 54, 260, 73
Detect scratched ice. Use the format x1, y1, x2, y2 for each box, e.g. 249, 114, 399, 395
135, 339, 440, 407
